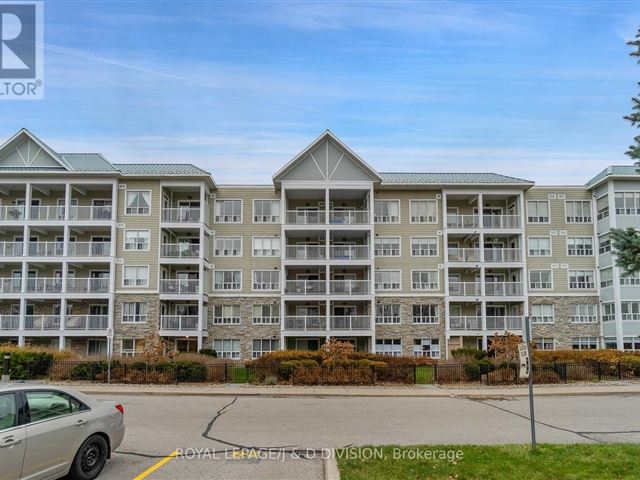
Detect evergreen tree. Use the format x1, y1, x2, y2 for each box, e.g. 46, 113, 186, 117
625, 29, 640, 162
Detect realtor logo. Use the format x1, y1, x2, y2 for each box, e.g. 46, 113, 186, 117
0, 1, 43, 99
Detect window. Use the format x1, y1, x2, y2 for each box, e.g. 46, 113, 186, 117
213, 339, 240, 359
411, 271, 439, 291
122, 302, 147, 323
572, 337, 598, 350
596, 195, 609, 220
565, 200, 592, 223
0, 393, 17, 430
252, 304, 280, 324
412, 304, 439, 324
252, 270, 279, 290
528, 237, 551, 256
375, 338, 402, 357
567, 237, 593, 256
527, 200, 549, 223
252, 339, 279, 358
124, 230, 150, 251
531, 304, 554, 324
621, 272, 640, 285
598, 235, 611, 254
375, 304, 400, 324
214, 237, 242, 257
253, 200, 280, 223
533, 338, 555, 350
213, 305, 241, 324
213, 270, 241, 290
121, 338, 138, 356
374, 200, 400, 223
87, 339, 108, 357
123, 266, 149, 287
529, 270, 552, 289
125, 190, 151, 215
410, 200, 437, 223
253, 237, 281, 257
214, 199, 242, 223
600, 268, 613, 288
569, 270, 595, 289
614, 192, 640, 215
25, 391, 85, 422
621, 302, 640, 321
374, 236, 400, 256
375, 270, 401, 291
413, 338, 440, 358
570, 304, 597, 323
603, 303, 615, 322
411, 237, 438, 256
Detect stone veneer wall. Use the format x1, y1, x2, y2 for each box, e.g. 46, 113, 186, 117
374, 296, 445, 356
529, 296, 601, 349
112, 294, 161, 355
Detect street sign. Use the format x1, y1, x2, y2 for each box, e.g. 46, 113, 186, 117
518, 343, 529, 379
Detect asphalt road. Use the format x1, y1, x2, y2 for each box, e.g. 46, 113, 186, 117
94, 393, 640, 480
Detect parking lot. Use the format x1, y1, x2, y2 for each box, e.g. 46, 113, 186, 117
95, 393, 640, 480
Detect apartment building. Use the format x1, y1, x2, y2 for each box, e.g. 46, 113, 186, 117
0, 128, 636, 358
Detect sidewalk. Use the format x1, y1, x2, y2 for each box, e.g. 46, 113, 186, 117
49, 381, 640, 399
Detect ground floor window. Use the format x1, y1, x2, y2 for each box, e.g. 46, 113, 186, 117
623, 337, 640, 351
572, 337, 598, 350
87, 339, 108, 357
214, 339, 241, 359
413, 338, 440, 358
252, 339, 279, 358
375, 338, 402, 357
121, 338, 138, 356
533, 337, 555, 350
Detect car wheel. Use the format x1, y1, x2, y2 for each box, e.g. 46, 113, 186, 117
68, 434, 109, 480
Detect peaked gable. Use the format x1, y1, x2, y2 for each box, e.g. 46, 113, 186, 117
0, 128, 71, 170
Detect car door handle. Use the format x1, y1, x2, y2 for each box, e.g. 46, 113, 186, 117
74, 420, 87, 427
0, 438, 22, 448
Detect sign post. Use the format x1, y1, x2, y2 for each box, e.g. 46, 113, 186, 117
519, 316, 536, 450
107, 328, 114, 384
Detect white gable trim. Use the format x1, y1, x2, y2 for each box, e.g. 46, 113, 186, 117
0, 128, 72, 170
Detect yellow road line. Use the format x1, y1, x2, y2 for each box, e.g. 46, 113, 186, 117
133, 450, 178, 480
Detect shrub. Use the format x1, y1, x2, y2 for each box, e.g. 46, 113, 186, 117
451, 348, 486, 362
175, 361, 207, 382
279, 359, 318, 380
199, 348, 217, 357
0, 347, 56, 380
320, 339, 354, 365
71, 361, 109, 380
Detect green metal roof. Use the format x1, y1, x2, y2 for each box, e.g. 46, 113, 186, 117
586, 165, 640, 188
60, 153, 119, 172
113, 163, 210, 176
379, 172, 534, 185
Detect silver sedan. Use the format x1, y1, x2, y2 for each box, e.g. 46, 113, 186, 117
0, 384, 125, 480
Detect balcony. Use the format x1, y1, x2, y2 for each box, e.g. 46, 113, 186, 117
161, 243, 200, 258
0, 206, 25, 221
328, 210, 369, 225
162, 207, 201, 223
30, 206, 65, 221
0, 241, 23, 256
25, 278, 62, 294
329, 245, 370, 260
483, 215, 520, 229
24, 315, 60, 330
448, 248, 480, 263
160, 315, 199, 331
484, 248, 521, 262
283, 315, 326, 331
28, 241, 64, 257
0, 315, 19, 330
0, 278, 21, 294
285, 210, 326, 225
330, 280, 370, 295
160, 279, 199, 294
66, 278, 110, 294
447, 214, 479, 229
448, 282, 481, 296
68, 206, 112, 221
329, 315, 370, 330
284, 280, 326, 295
449, 316, 482, 331
67, 242, 111, 257
486, 316, 524, 330
485, 282, 523, 296
285, 245, 325, 260
65, 315, 109, 330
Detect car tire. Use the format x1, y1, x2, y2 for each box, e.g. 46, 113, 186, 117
68, 434, 109, 480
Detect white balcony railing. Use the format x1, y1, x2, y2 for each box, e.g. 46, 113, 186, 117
67, 242, 111, 257
285, 210, 326, 225
160, 279, 199, 294
66, 277, 110, 294
30, 206, 65, 221
24, 315, 61, 330
68, 206, 113, 221
330, 315, 370, 330
0, 315, 19, 330
284, 280, 326, 295
25, 278, 63, 293
447, 248, 480, 263
285, 245, 325, 260
0, 205, 25, 221
162, 207, 201, 223
0, 241, 23, 256
160, 315, 199, 331
484, 248, 521, 262
65, 315, 109, 330
449, 316, 482, 330
28, 241, 64, 257
330, 245, 370, 260
161, 243, 200, 258
486, 316, 524, 330
485, 282, 523, 296
448, 282, 481, 296
330, 280, 370, 295
0, 278, 21, 294
447, 214, 479, 229
483, 215, 520, 229
283, 315, 326, 330
328, 210, 369, 225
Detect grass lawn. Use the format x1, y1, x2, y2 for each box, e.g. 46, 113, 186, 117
414, 365, 434, 384
337, 444, 640, 480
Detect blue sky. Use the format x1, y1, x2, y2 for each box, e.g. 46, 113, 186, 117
2, 0, 640, 184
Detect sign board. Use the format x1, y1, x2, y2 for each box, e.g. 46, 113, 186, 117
518, 343, 530, 379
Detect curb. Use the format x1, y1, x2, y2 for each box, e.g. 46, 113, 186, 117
324, 449, 340, 480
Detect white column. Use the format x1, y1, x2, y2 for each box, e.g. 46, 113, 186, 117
478, 193, 483, 228
64, 182, 71, 221
111, 181, 118, 221
607, 181, 624, 350
25, 183, 32, 220
59, 297, 66, 351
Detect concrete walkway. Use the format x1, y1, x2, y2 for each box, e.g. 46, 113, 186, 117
40, 381, 640, 399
